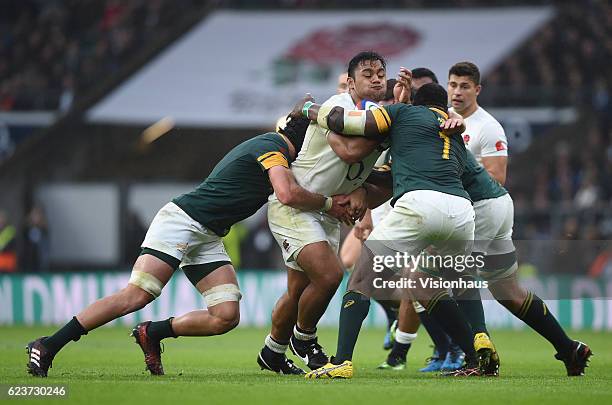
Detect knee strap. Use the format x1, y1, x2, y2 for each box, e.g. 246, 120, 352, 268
203, 284, 242, 307
129, 270, 163, 298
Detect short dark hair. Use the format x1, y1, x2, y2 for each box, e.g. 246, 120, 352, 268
448, 61, 480, 85
411, 67, 438, 84
279, 115, 310, 157
413, 83, 448, 111
383, 79, 397, 101
347, 51, 386, 79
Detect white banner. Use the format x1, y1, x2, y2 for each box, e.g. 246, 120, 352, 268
88, 8, 552, 127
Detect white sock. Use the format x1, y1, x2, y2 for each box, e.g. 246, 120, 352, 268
293, 325, 316, 341
265, 334, 288, 354
395, 330, 417, 345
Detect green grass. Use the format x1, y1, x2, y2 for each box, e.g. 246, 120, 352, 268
0, 326, 610, 404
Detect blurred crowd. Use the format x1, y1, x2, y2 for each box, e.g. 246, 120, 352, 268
483, 0, 612, 107
0, 0, 206, 111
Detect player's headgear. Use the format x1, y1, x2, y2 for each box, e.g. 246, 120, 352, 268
413, 83, 448, 111
278, 115, 310, 157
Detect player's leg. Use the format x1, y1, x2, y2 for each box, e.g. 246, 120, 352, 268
304, 246, 378, 379
488, 265, 592, 376
258, 267, 309, 375
129, 203, 240, 375
27, 254, 175, 377
412, 300, 450, 372
378, 298, 418, 370
341, 214, 396, 350
266, 202, 342, 371
340, 227, 362, 270
409, 191, 482, 375
168, 264, 240, 336
290, 241, 343, 369
306, 195, 430, 379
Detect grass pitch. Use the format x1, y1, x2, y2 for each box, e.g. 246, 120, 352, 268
0, 326, 610, 404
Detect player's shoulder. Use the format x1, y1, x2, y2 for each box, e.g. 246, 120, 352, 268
474, 106, 503, 128
322, 92, 355, 109
248, 132, 287, 154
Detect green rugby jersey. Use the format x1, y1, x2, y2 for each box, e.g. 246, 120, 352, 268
173, 132, 291, 237
461, 150, 507, 202
382, 104, 469, 205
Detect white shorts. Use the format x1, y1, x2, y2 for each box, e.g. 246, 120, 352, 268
267, 198, 340, 271
371, 199, 392, 227
473, 193, 515, 256
366, 190, 475, 271
142, 202, 231, 268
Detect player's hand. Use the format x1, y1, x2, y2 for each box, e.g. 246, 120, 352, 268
345, 187, 368, 221
290, 93, 315, 118
440, 116, 465, 135
441, 110, 465, 135
327, 195, 354, 225
394, 67, 412, 104
354, 211, 373, 241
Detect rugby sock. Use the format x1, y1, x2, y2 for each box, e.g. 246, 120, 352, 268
333, 291, 370, 364
374, 299, 397, 329
293, 325, 317, 341
388, 330, 417, 360
456, 287, 489, 335
418, 311, 450, 357
506, 292, 574, 355
424, 292, 478, 365
42, 316, 87, 355
263, 334, 288, 360
147, 317, 176, 340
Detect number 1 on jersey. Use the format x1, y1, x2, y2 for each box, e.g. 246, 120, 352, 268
438, 132, 450, 159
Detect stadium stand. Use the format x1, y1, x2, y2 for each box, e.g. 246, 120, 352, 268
0, 0, 209, 111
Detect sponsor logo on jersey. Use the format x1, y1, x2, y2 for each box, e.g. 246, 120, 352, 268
495, 140, 507, 151
283, 239, 290, 252
344, 300, 355, 308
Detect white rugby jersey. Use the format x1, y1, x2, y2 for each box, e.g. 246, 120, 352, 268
289, 92, 383, 196
451, 106, 508, 162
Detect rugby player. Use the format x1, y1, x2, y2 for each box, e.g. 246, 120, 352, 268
298, 83, 484, 378
25, 116, 355, 377
381, 62, 592, 377
257, 52, 411, 375
338, 78, 400, 351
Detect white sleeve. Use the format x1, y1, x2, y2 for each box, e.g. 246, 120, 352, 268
479, 120, 508, 157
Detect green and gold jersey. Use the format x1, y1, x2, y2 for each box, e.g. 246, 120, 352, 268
173, 132, 291, 237
461, 150, 507, 202
382, 104, 469, 205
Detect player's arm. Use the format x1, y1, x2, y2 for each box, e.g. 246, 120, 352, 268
267, 165, 353, 224
290, 95, 390, 137
326, 131, 382, 164
481, 156, 507, 185
479, 121, 509, 185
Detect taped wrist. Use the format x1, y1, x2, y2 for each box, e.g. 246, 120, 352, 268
321, 196, 333, 212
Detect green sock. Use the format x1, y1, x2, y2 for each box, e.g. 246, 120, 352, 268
333, 291, 370, 364
425, 292, 478, 366
456, 287, 489, 335
505, 292, 573, 355
147, 318, 176, 340
42, 316, 87, 355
